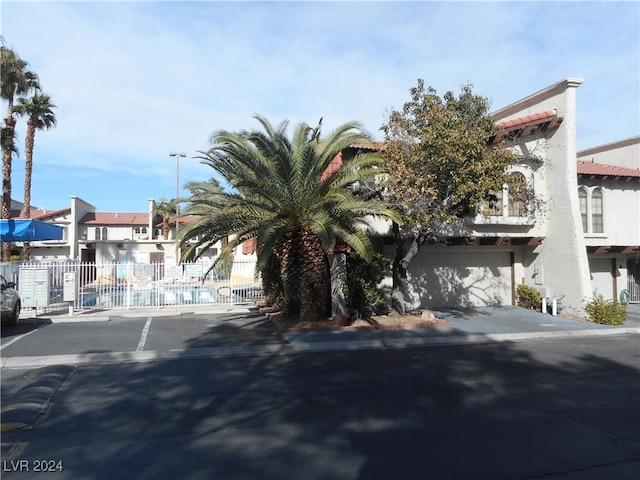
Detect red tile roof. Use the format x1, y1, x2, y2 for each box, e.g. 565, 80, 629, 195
577, 161, 640, 179
497, 110, 558, 129
9, 207, 70, 220
490, 109, 563, 144
79, 212, 150, 225
349, 141, 385, 150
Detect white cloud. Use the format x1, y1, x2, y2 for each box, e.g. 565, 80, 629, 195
2, 0, 638, 211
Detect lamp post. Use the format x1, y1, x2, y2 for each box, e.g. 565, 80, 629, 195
169, 151, 186, 233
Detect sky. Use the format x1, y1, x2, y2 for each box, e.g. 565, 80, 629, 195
2, 0, 639, 213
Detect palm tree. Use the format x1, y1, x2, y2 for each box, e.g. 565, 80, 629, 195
179, 115, 400, 323
1, 45, 38, 260
14, 92, 57, 259
153, 196, 178, 240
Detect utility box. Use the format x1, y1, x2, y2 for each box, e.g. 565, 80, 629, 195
19, 268, 50, 308
63, 271, 78, 301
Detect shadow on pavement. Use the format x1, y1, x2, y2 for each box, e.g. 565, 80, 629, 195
1, 320, 50, 339
2, 324, 639, 479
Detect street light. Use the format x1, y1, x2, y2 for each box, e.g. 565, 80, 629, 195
169, 151, 186, 233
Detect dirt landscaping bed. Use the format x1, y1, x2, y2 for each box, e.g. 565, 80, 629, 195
261, 306, 453, 332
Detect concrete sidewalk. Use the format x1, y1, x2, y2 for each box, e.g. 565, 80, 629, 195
4, 304, 638, 369
282, 304, 640, 348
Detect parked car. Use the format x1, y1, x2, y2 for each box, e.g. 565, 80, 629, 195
1, 275, 21, 326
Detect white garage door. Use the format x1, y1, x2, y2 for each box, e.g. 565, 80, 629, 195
404, 250, 512, 309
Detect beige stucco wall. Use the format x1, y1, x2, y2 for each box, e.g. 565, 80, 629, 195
493, 78, 591, 313
578, 136, 640, 302
578, 136, 640, 170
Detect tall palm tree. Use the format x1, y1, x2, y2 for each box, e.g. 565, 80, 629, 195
153, 196, 178, 240
1, 45, 38, 260
14, 92, 57, 259
179, 115, 400, 323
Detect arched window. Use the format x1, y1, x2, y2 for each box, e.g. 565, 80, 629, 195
484, 190, 502, 216
578, 188, 587, 232
508, 173, 527, 217
102, 227, 108, 240
95, 227, 101, 240
141, 227, 147, 234
134, 227, 141, 234
591, 189, 603, 233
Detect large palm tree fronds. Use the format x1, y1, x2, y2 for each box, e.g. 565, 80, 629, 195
1, 46, 39, 260
1, 47, 39, 119
15, 93, 57, 130
153, 196, 178, 240
181, 115, 402, 321
15, 93, 57, 215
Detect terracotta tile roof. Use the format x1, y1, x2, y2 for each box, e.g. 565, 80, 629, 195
321, 142, 386, 182
348, 141, 385, 150
577, 160, 640, 179
9, 207, 70, 220
497, 110, 558, 129
322, 152, 343, 183
490, 109, 563, 144
79, 212, 150, 225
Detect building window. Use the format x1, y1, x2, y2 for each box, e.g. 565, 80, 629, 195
508, 173, 527, 217
484, 190, 502, 216
591, 188, 603, 233
95, 227, 101, 240
141, 227, 147, 234
134, 227, 141, 234
242, 237, 257, 255
578, 188, 587, 232
102, 227, 108, 240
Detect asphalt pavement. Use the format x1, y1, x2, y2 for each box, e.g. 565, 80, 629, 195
1, 335, 639, 479
2, 304, 639, 479
2, 303, 639, 369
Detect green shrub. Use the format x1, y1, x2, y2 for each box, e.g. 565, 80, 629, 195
516, 284, 542, 311
585, 293, 627, 325
345, 252, 390, 321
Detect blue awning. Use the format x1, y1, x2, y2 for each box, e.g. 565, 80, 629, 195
0, 219, 64, 242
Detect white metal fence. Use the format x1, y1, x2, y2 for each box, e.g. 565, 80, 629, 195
1, 259, 263, 311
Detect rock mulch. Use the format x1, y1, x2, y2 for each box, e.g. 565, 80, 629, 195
259, 305, 453, 332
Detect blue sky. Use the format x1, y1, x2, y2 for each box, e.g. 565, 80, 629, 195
2, 0, 639, 213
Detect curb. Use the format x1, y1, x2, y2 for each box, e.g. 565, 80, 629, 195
17, 306, 253, 324
2, 327, 638, 369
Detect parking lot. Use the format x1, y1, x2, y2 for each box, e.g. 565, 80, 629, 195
1, 307, 283, 360
2, 304, 638, 368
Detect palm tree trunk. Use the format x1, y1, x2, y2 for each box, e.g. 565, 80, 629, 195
2, 114, 16, 261
280, 227, 327, 323
21, 117, 36, 260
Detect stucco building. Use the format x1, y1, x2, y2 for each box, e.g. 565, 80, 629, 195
3, 78, 639, 311
375, 79, 638, 313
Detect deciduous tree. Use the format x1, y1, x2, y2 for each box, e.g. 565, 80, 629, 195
381, 80, 518, 313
